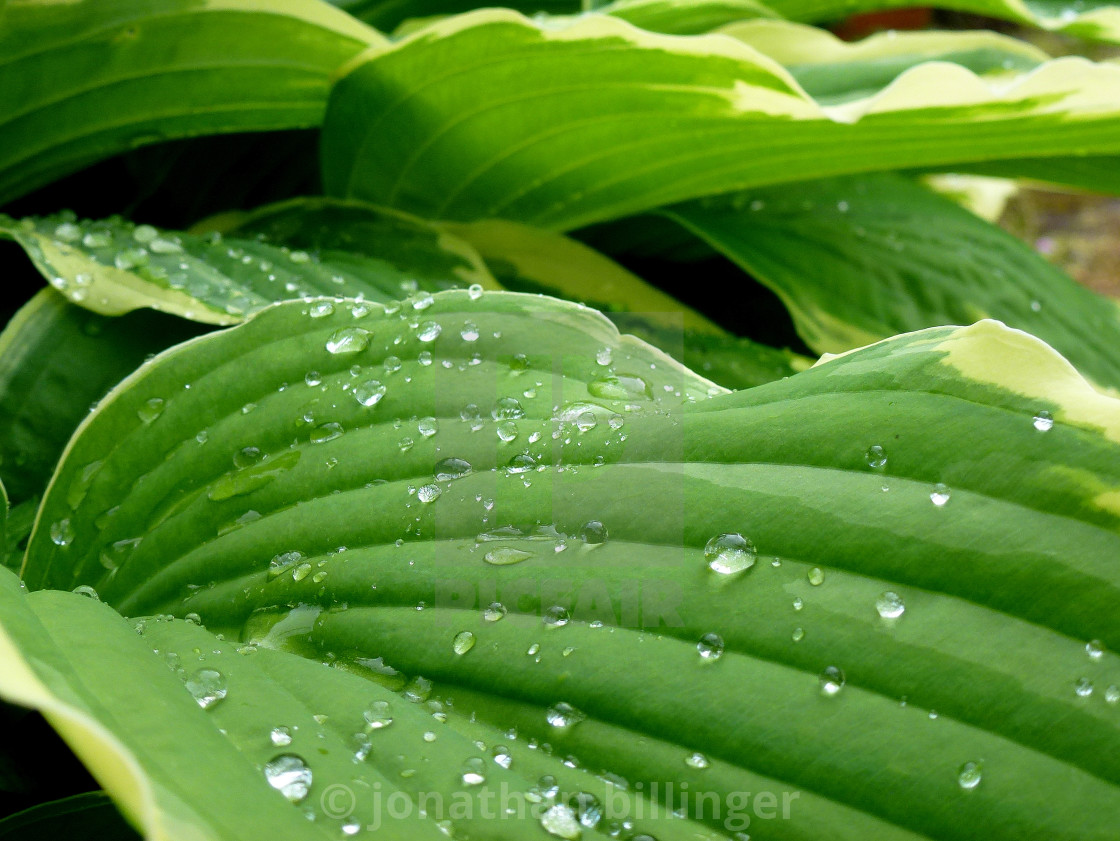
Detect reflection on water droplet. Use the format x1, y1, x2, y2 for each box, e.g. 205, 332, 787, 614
460, 321, 480, 342
434, 457, 472, 481
468, 284, 484, 300
876, 591, 905, 619
865, 445, 887, 470
453, 630, 476, 655
697, 633, 724, 660
271, 726, 292, 746
461, 756, 486, 786
1033, 411, 1054, 432
185, 668, 227, 709
484, 602, 507, 622
704, 533, 755, 575
418, 321, 442, 342
364, 700, 394, 729
484, 547, 533, 566
930, 484, 951, 507
543, 606, 570, 628
417, 484, 442, 504
685, 752, 710, 769
807, 567, 825, 586
418, 417, 438, 438
819, 666, 845, 697
354, 379, 386, 407
540, 804, 581, 840
137, 397, 165, 424
263, 754, 312, 803
308, 301, 334, 318
1086, 639, 1105, 660
957, 761, 983, 790
50, 519, 74, 546
1075, 677, 1094, 697
579, 520, 608, 545
492, 745, 513, 769
326, 327, 370, 354
547, 702, 585, 728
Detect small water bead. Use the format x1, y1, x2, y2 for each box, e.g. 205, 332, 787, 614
1086, 639, 1105, 660
185, 668, 227, 709
1106, 685, 1120, 704
568, 792, 603, 829
1075, 677, 1094, 697
540, 804, 582, 840
543, 606, 570, 628
547, 702, 585, 728
289, 250, 311, 264
492, 397, 526, 420
452, 630, 476, 655
496, 421, 518, 442
417, 350, 433, 366
72, 584, 100, 600
417, 484, 443, 504
354, 379, 387, 407
417, 321, 442, 343
342, 820, 362, 836
418, 417, 439, 438
468, 283, 484, 300
50, 519, 74, 546
270, 726, 293, 747
791, 627, 805, 642
1033, 410, 1054, 432
792, 597, 804, 611
311, 422, 344, 444
865, 445, 887, 470
685, 752, 710, 770
595, 347, 613, 366
579, 520, 608, 545
483, 602, 508, 622
704, 533, 756, 575
233, 446, 263, 469
304, 371, 322, 387
137, 397, 165, 424
527, 643, 541, 656
819, 666, 846, 697
484, 547, 533, 566
263, 754, 312, 803
434, 457, 472, 481
930, 484, 951, 507
588, 373, 651, 401
269, 551, 303, 578
506, 453, 538, 474
383, 355, 402, 374
460, 321, 480, 342
697, 633, 724, 660
461, 757, 487, 786
957, 761, 983, 791
308, 301, 335, 318
876, 591, 906, 619
807, 567, 825, 586
364, 700, 394, 729
325, 326, 371, 354
54, 221, 83, 241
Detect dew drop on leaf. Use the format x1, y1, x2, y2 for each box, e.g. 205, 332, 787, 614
807, 567, 825, 586
819, 666, 845, 697
704, 533, 756, 575
270, 726, 292, 747
543, 606, 570, 628
1033, 410, 1054, 432
137, 397, 165, 424
1086, 639, 1104, 660
496, 420, 518, 442
483, 602, 508, 622
957, 761, 983, 790
434, 457, 472, 481
50, 518, 74, 546
540, 803, 581, 840
492, 745, 513, 769
184, 668, 227, 709
363, 700, 394, 729
418, 321, 442, 342
484, 548, 533, 566
263, 754, 312, 803
930, 484, 951, 507
876, 591, 905, 619
71, 584, 100, 600
452, 630, 476, 655
546, 702, 585, 728
579, 520, 608, 545
492, 397, 525, 420
325, 326, 371, 354
865, 444, 887, 469
354, 379, 387, 407
1075, 677, 1094, 697
685, 752, 710, 769
417, 484, 442, 504
461, 756, 486, 786
587, 373, 651, 400
697, 633, 724, 660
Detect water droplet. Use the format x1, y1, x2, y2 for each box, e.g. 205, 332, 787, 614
704, 533, 756, 575
453, 630, 476, 655
588, 374, 651, 401
484, 602, 508, 622
930, 484, 951, 507
72, 584, 100, 600
308, 301, 334, 318
1105, 685, 1119, 704
1033, 410, 1054, 432
957, 761, 983, 790
263, 754, 312, 803
50, 519, 74, 546
354, 379, 386, 407
311, 422, 344, 444
492, 745, 513, 768
496, 420, 518, 442
137, 397, 165, 424
506, 453, 537, 474
132, 224, 158, 243
270, 726, 293, 746
326, 327, 371, 354
579, 520, 608, 545
807, 567, 825, 586
540, 804, 581, 840
434, 457, 472, 481
595, 347, 612, 366
543, 605, 570, 628
876, 591, 905, 619
865, 445, 887, 469
791, 627, 805, 642
184, 668, 227, 709
461, 757, 486, 786
418, 321, 442, 342
54, 221, 83, 242
1086, 639, 1104, 660
418, 417, 438, 438
819, 666, 845, 697
460, 321, 480, 342
697, 633, 724, 660
289, 250, 311, 264
492, 397, 525, 420
342, 819, 361, 836
468, 283, 484, 300
268, 551, 303, 579
547, 702, 585, 728
292, 562, 312, 582
484, 547, 533, 566
417, 484, 442, 504
364, 700, 394, 729
685, 752, 710, 769
1075, 677, 1094, 697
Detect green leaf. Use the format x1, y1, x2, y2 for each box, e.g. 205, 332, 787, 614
723, 20, 1048, 104
0, 200, 498, 324
0, 792, 137, 841
574, 0, 780, 34
322, 11, 1120, 232
14, 290, 1120, 839
0, 290, 203, 505
662, 172, 1120, 390
0, 0, 381, 206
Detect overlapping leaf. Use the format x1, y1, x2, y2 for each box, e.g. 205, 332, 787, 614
322, 10, 1120, 230
8, 291, 1120, 840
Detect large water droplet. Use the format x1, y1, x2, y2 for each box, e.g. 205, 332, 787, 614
1033, 411, 1054, 432
492, 397, 525, 420
543, 606, 570, 628
484, 602, 508, 622
540, 804, 581, 840
434, 457, 472, 481
326, 327, 371, 354
506, 453, 538, 474
819, 666, 845, 697
185, 668, 227, 709
697, 633, 724, 660
492, 745, 513, 769
50, 519, 74, 546
484, 547, 533, 566
364, 700, 394, 729
685, 752, 710, 769
546, 702, 585, 728
957, 761, 983, 790
310, 422, 344, 444
865, 444, 887, 469
579, 520, 608, 545
704, 533, 756, 575
453, 630, 476, 655
417, 484, 442, 504
263, 754, 312, 803
876, 591, 905, 619
460, 321, 480, 342
354, 379, 387, 407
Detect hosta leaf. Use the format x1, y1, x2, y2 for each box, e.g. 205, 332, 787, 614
0, 200, 497, 324
662, 172, 1120, 389
722, 20, 1048, 104
0, 290, 203, 505
15, 290, 1120, 839
321, 10, 1120, 231
564, 0, 780, 34
0, 0, 381, 207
